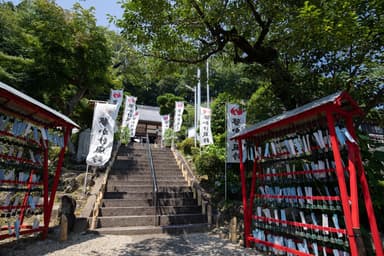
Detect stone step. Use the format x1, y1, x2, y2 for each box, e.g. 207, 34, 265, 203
107, 180, 186, 186
103, 191, 194, 200
153, 167, 181, 172
107, 177, 185, 182
105, 185, 192, 193
93, 223, 209, 236
99, 206, 201, 216
108, 172, 151, 177
102, 198, 198, 207
152, 171, 183, 176
112, 164, 149, 170
152, 158, 175, 161
108, 175, 185, 181
96, 213, 206, 227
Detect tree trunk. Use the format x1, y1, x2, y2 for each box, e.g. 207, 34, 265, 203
265, 61, 301, 110
65, 86, 88, 116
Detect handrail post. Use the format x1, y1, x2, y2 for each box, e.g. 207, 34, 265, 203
146, 133, 159, 226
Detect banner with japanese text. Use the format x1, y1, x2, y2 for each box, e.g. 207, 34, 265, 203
129, 111, 140, 137
161, 114, 170, 139
173, 101, 184, 132
109, 89, 124, 119
121, 96, 137, 129
226, 103, 246, 163
199, 107, 213, 146
86, 103, 117, 166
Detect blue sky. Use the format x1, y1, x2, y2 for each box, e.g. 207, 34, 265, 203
11, 0, 124, 30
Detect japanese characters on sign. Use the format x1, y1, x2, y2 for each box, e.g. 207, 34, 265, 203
121, 96, 138, 137
129, 111, 139, 138
226, 103, 246, 163
86, 103, 117, 166
199, 107, 213, 146
161, 114, 170, 140
173, 101, 184, 132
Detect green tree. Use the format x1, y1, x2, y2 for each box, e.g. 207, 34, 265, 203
0, 2, 35, 85
156, 93, 183, 116
0, 0, 113, 117
246, 82, 284, 124
117, 0, 383, 112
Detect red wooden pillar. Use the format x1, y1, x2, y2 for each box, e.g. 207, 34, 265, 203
248, 156, 258, 235
19, 170, 35, 224
346, 117, 384, 256
42, 137, 49, 239
326, 110, 359, 256
42, 127, 70, 238
238, 138, 250, 247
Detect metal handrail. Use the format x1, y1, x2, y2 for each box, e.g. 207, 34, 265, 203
145, 134, 159, 226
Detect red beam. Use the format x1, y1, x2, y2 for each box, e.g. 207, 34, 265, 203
326, 110, 358, 256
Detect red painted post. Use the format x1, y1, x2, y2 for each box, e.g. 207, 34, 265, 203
19, 170, 35, 225
351, 144, 384, 256
326, 111, 359, 256
43, 127, 70, 239
238, 138, 250, 247
345, 117, 360, 228
347, 144, 359, 226
248, 158, 258, 233
42, 139, 50, 239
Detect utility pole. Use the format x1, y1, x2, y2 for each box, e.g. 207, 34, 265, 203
206, 59, 210, 108
197, 68, 201, 144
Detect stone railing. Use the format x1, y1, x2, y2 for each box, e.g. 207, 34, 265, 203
172, 149, 212, 226
89, 141, 121, 230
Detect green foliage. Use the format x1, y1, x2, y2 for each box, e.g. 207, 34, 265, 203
246, 82, 285, 124
69, 98, 94, 128
357, 132, 384, 231
156, 93, 183, 116
163, 128, 174, 147
118, 0, 384, 111
0, 0, 113, 117
177, 137, 195, 155
119, 127, 131, 145
194, 144, 225, 180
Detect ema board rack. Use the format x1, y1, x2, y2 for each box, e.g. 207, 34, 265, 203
0, 82, 79, 240
231, 91, 383, 256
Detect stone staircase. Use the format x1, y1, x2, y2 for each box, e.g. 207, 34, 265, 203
93, 143, 208, 235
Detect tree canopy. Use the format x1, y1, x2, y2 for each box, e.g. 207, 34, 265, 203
0, 0, 112, 118
117, 0, 383, 112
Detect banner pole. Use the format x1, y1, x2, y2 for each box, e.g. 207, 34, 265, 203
83, 164, 89, 195
225, 103, 228, 201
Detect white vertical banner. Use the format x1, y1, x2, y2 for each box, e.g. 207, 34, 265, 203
121, 96, 137, 128
86, 103, 117, 166
161, 114, 170, 139
200, 107, 213, 146
109, 89, 124, 107
173, 101, 184, 132
109, 89, 124, 119
129, 111, 140, 137
226, 103, 246, 163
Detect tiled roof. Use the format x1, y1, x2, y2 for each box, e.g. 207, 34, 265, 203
137, 105, 161, 123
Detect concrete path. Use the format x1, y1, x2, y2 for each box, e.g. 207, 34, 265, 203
0, 231, 263, 256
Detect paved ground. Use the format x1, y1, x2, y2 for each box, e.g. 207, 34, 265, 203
0, 231, 263, 256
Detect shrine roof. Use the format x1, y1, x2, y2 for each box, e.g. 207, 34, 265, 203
0, 81, 79, 128
137, 105, 161, 123
231, 91, 363, 140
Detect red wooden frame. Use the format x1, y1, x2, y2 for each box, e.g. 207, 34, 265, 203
0, 82, 79, 240
233, 91, 383, 256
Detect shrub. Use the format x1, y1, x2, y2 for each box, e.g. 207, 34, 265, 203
178, 137, 195, 155
194, 144, 225, 180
